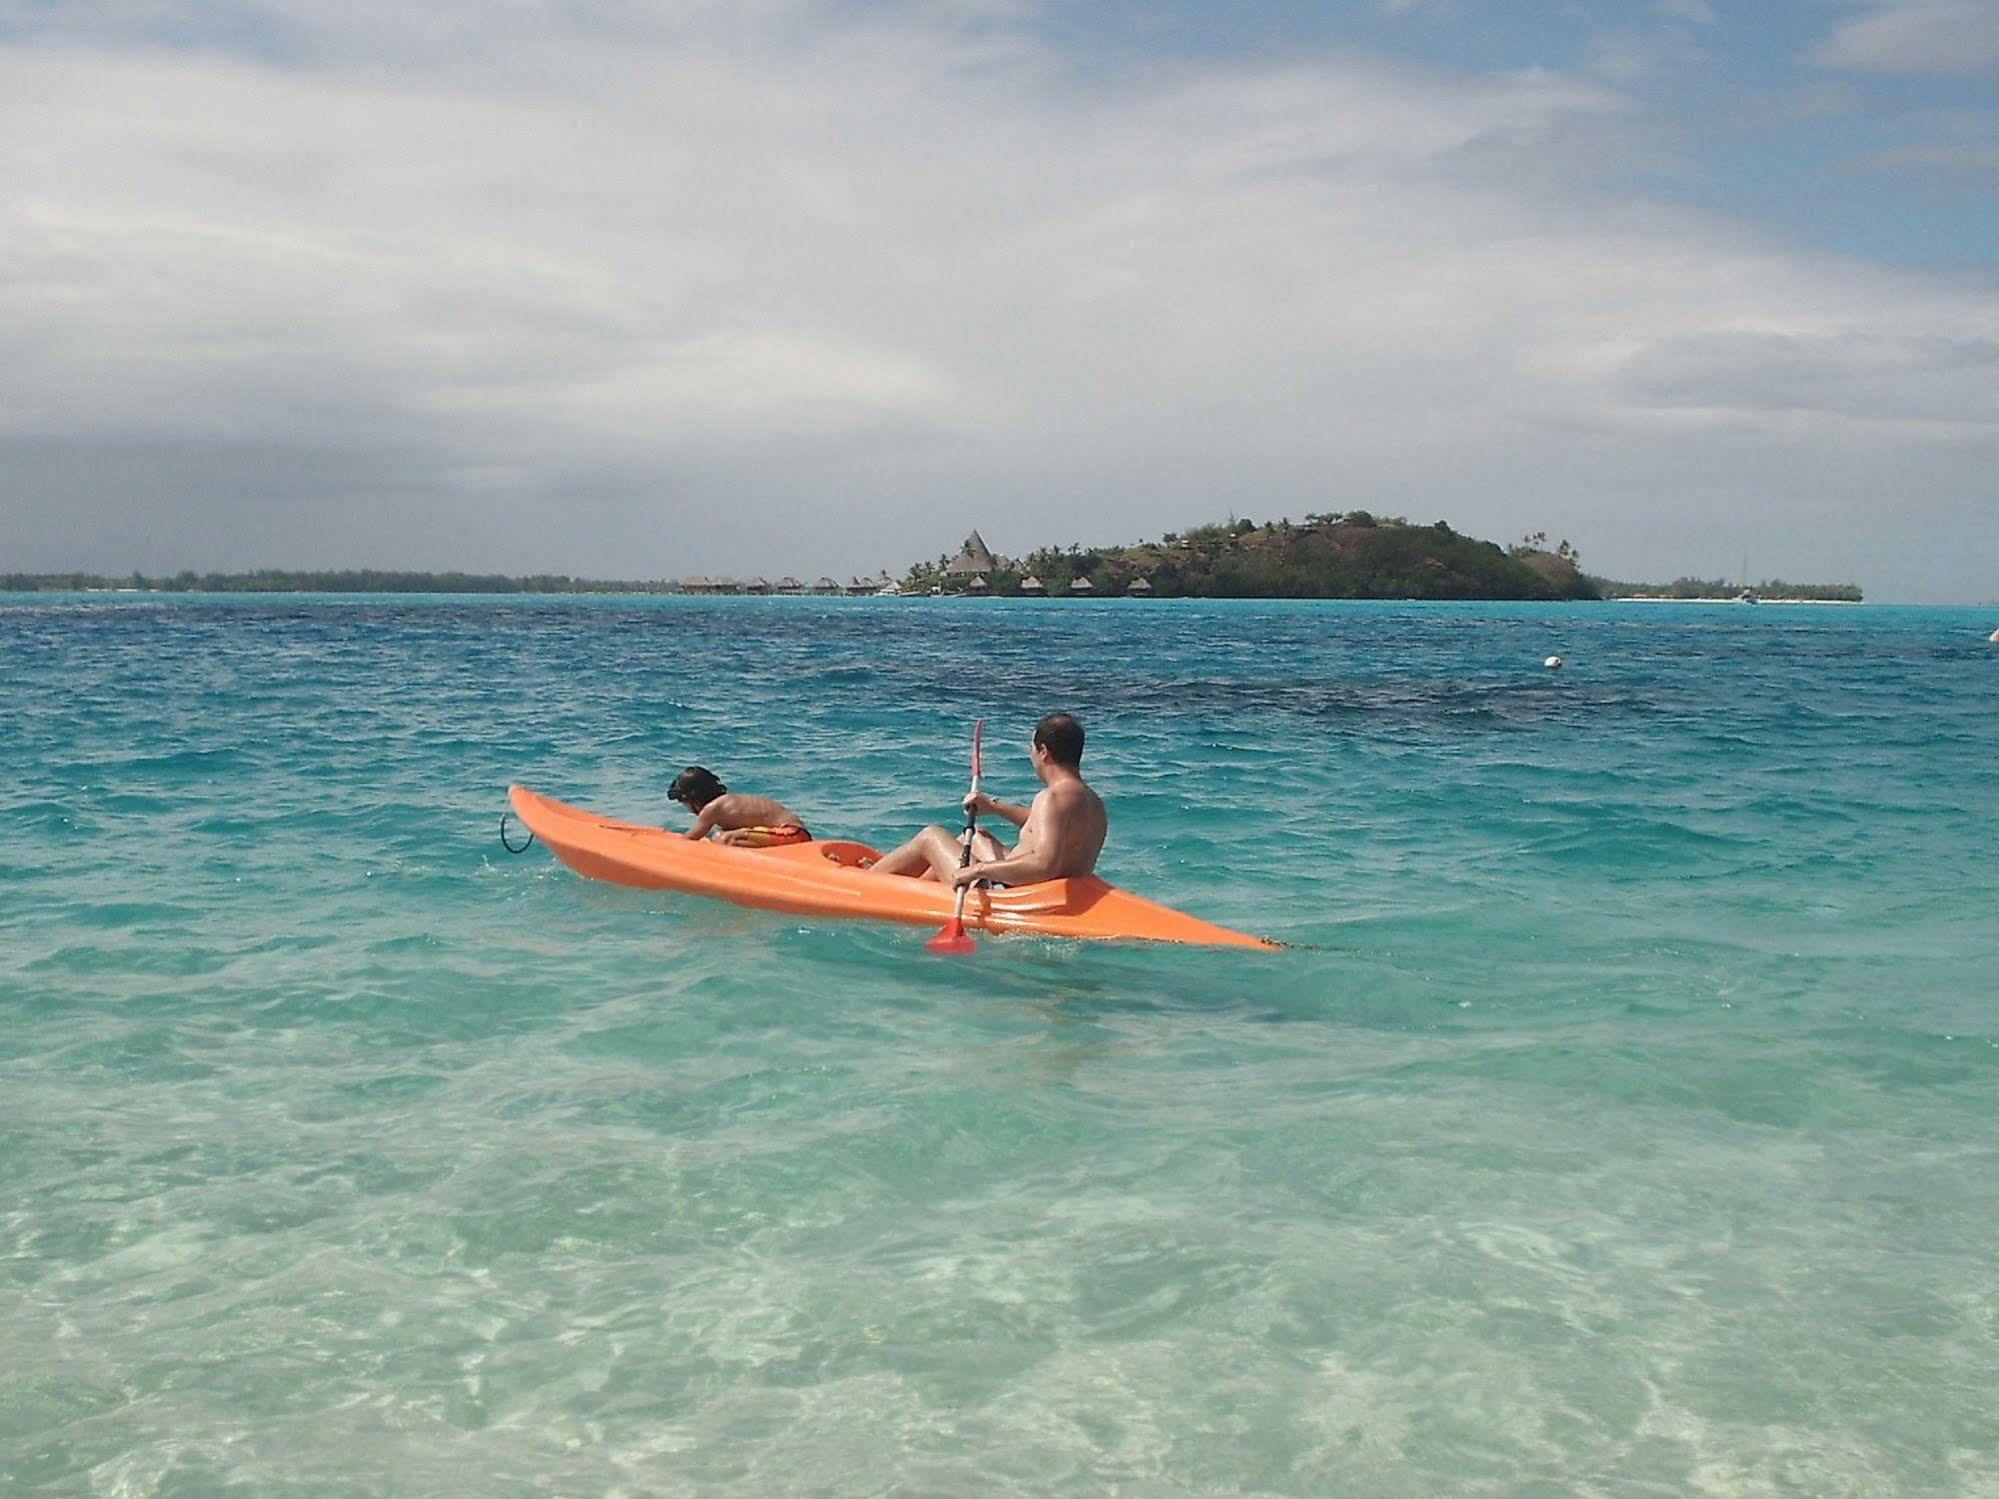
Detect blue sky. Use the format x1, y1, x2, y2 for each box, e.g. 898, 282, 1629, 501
1036, 0, 1999, 272
2, 0, 1996, 598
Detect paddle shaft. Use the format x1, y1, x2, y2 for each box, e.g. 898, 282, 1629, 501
946, 737, 983, 931
924, 719, 985, 954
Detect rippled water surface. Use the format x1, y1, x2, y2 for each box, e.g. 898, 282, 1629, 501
3, 595, 1995, 1495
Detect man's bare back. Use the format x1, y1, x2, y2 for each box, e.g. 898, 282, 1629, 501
964, 776, 1105, 883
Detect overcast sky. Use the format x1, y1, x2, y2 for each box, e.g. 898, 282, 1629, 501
3, 0, 1996, 599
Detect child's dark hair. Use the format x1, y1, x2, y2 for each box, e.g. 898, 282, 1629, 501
1033, 713, 1085, 768
669, 766, 727, 809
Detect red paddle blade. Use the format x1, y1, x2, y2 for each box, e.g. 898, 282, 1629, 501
925, 921, 977, 956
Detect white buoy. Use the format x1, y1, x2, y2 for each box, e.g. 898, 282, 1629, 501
1545, 655, 1564, 670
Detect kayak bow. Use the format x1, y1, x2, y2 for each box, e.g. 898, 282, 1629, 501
508, 785, 1277, 950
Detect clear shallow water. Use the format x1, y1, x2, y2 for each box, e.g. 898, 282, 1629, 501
2, 594, 1995, 1496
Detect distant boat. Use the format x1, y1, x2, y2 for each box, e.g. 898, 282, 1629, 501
1735, 551, 1756, 604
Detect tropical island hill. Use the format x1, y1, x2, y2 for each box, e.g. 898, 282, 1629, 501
906, 516, 1598, 600
904, 518, 1860, 602
5, 517, 1858, 601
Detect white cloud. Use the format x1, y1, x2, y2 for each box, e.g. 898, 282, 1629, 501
1619, 331, 1999, 423
1812, 0, 1999, 76
0, 1, 1995, 598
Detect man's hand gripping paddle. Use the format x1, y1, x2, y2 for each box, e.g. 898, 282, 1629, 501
925, 719, 984, 955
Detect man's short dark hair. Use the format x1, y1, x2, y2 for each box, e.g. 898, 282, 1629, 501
1033, 713, 1085, 768
669, 766, 727, 809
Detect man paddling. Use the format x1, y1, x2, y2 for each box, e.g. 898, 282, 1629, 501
874, 713, 1107, 887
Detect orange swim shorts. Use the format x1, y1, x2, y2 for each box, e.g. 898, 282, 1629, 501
732, 825, 813, 848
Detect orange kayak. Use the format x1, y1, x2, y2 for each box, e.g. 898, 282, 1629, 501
508, 786, 1277, 950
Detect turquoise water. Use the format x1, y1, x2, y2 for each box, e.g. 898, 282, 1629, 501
3, 594, 1995, 1495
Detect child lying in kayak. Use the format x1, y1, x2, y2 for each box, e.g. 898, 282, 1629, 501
668, 766, 812, 847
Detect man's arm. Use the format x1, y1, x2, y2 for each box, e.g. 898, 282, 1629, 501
966, 790, 1030, 828
956, 795, 1072, 886
682, 802, 723, 840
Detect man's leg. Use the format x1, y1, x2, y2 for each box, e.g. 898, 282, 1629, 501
871, 824, 964, 880
873, 825, 1005, 880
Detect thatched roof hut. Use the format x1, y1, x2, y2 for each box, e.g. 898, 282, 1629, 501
1019, 575, 1045, 594
815, 576, 841, 593
1069, 575, 1095, 594
945, 531, 998, 576
1127, 576, 1153, 594
967, 574, 989, 592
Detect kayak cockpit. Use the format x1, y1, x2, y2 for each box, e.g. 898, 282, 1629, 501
810, 840, 883, 869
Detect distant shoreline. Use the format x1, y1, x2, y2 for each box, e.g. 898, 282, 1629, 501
3, 588, 1901, 607
9, 590, 1980, 608
1610, 596, 1865, 605
7, 541, 1862, 605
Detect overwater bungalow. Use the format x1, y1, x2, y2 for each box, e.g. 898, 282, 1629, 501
967, 575, 989, 594
776, 576, 804, 594
1019, 575, 1045, 595
1127, 576, 1153, 595
1069, 576, 1095, 595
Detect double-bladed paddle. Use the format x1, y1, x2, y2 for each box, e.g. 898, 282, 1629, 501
925, 718, 984, 955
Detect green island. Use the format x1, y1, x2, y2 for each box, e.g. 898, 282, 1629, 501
908, 516, 1599, 600
4, 521, 1862, 601
908, 518, 1861, 601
